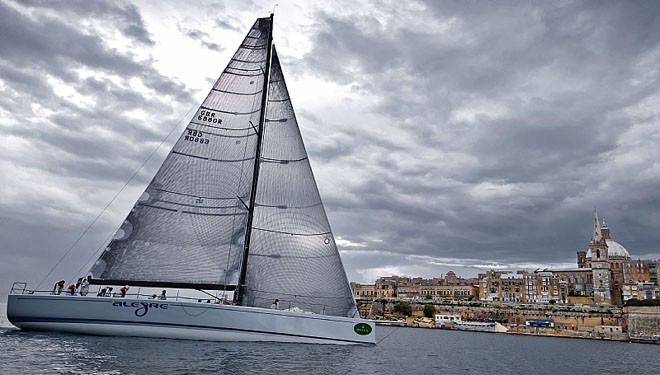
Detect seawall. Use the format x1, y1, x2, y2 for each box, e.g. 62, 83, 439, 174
360, 299, 660, 343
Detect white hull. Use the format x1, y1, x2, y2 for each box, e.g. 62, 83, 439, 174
7, 294, 375, 345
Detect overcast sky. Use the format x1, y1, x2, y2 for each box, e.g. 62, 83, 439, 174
2, 0, 660, 298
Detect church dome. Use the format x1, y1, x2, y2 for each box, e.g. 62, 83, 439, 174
586, 239, 631, 259
605, 239, 631, 258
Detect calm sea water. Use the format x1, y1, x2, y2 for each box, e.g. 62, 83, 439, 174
1, 303, 658, 374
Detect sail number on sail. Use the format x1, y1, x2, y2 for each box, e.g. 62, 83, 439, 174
198, 110, 222, 124
184, 129, 210, 144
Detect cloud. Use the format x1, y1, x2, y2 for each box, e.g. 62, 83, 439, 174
0, 0, 197, 294
177, 23, 224, 52
215, 16, 244, 33
297, 0, 660, 267
2, 0, 660, 298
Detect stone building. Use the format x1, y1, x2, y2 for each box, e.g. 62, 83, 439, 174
478, 269, 565, 303
577, 210, 659, 305
353, 211, 658, 307
351, 272, 479, 301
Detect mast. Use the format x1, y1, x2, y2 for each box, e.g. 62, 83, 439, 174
236, 14, 274, 305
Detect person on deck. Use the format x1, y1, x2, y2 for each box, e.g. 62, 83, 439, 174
270, 299, 279, 309
159, 290, 167, 300
67, 284, 76, 295
52, 280, 65, 295
79, 276, 90, 296
119, 285, 129, 298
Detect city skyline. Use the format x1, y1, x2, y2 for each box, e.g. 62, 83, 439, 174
2, 1, 660, 296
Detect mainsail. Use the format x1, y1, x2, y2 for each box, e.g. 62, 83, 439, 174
90, 17, 272, 288
89, 16, 358, 318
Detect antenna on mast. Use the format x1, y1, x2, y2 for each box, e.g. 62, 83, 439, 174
271, 3, 278, 15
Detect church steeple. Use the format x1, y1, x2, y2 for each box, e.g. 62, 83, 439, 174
592, 209, 603, 243
589, 209, 611, 305
600, 218, 611, 240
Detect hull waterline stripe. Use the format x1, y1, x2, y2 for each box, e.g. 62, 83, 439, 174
10, 317, 372, 344
12, 296, 366, 323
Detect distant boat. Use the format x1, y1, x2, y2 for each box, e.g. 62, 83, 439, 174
7, 14, 375, 345
453, 321, 508, 333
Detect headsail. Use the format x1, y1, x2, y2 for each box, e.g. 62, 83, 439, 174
242, 47, 358, 318
89, 17, 273, 288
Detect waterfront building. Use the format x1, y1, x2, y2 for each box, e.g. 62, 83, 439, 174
535, 268, 593, 304
622, 282, 660, 301
351, 272, 479, 301
478, 270, 563, 303
478, 270, 512, 301
353, 211, 658, 307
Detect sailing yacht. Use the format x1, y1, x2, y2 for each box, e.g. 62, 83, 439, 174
7, 15, 375, 345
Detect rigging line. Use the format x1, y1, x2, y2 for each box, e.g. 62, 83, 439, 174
41, 99, 201, 289
72, 220, 122, 287
378, 326, 403, 344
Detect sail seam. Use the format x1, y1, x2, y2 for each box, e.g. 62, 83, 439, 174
153, 199, 243, 210
240, 43, 268, 49
199, 105, 261, 116
252, 227, 331, 236
154, 188, 248, 201
212, 88, 263, 96
189, 121, 253, 131
249, 253, 338, 259
139, 203, 245, 217
223, 71, 263, 78
260, 156, 308, 163
172, 151, 255, 162
225, 67, 263, 72
230, 58, 267, 64
256, 202, 322, 209
186, 126, 256, 138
